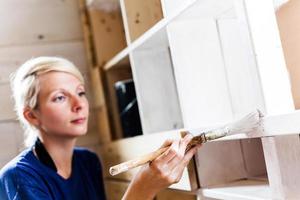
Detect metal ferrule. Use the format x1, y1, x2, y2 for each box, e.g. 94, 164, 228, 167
203, 127, 229, 142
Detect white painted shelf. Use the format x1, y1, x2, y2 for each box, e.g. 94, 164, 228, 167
199, 178, 271, 200
102, 0, 197, 70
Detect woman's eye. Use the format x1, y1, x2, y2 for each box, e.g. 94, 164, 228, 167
53, 95, 66, 102
78, 91, 86, 97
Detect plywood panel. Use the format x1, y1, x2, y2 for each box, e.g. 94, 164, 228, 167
0, 84, 16, 121
121, 0, 163, 42
0, 0, 82, 46
88, 8, 127, 67
0, 41, 88, 79
0, 122, 24, 162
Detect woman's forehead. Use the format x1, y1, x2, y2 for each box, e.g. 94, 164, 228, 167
38, 71, 84, 93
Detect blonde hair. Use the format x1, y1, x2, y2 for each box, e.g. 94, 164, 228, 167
10, 56, 85, 147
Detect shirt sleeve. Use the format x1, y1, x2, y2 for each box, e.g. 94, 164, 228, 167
0, 167, 52, 200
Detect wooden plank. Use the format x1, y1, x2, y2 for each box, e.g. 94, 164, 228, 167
121, 0, 163, 42
0, 84, 16, 121
88, 8, 128, 67
0, 121, 24, 160
105, 67, 132, 139
97, 130, 197, 191
89, 67, 112, 143
276, 0, 300, 109
0, 41, 89, 82
0, 0, 83, 46
78, 0, 112, 143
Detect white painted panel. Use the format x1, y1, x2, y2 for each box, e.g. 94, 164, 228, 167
235, 0, 294, 114
161, 0, 235, 20
167, 19, 233, 128
130, 46, 183, 133
0, 0, 83, 46
217, 19, 267, 177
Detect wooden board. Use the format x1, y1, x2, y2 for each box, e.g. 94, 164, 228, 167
121, 0, 163, 42
0, 121, 24, 168
0, 0, 83, 46
88, 8, 127, 67
0, 84, 16, 121
0, 41, 89, 79
97, 130, 198, 191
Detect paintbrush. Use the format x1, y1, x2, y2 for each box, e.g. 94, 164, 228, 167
109, 110, 262, 176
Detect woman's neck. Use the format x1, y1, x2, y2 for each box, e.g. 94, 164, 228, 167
39, 136, 76, 179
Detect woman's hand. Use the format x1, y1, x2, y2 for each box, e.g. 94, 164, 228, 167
122, 134, 201, 200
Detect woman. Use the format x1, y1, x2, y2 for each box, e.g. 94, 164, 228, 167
0, 57, 200, 200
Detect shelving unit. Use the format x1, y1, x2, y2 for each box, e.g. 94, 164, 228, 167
84, 0, 300, 199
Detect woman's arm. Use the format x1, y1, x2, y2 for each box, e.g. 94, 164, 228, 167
122, 134, 200, 200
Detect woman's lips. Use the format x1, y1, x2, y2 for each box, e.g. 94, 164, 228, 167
71, 117, 86, 124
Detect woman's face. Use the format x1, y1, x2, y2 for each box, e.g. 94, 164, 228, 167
34, 71, 89, 139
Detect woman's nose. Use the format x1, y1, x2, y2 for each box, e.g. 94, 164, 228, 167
71, 96, 84, 112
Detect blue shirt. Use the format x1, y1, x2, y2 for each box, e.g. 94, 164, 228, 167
0, 147, 106, 200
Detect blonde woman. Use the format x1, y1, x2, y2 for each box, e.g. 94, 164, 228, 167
0, 57, 200, 200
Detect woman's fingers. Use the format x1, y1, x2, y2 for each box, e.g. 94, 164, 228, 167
166, 134, 194, 170
155, 139, 180, 164
172, 145, 201, 182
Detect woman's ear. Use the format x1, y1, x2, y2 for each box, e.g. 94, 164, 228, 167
23, 107, 40, 127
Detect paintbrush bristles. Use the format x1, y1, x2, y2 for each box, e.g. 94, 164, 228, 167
226, 109, 262, 135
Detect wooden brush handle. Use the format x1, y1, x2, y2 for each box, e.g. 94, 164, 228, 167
109, 131, 206, 176
109, 146, 169, 176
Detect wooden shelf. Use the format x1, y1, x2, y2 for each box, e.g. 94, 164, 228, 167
198, 178, 271, 200
102, 0, 197, 71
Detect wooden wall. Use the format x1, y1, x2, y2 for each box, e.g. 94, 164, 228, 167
0, 0, 101, 167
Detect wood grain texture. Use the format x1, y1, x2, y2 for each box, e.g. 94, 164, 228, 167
88, 8, 127, 67
121, 0, 163, 42
0, 0, 83, 46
